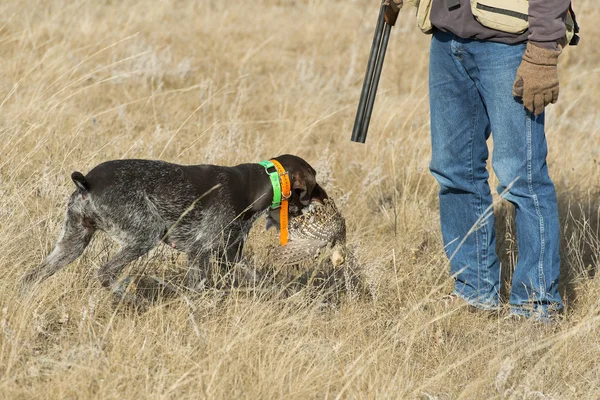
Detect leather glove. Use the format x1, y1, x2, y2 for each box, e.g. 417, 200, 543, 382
384, 0, 403, 26
512, 42, 561, 116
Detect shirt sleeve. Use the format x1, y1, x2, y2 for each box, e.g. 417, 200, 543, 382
528, 0, 571, 48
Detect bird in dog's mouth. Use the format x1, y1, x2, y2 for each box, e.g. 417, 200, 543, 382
269, 198, 347, 266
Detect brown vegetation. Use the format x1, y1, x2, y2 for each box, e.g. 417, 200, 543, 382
1, 0, 599, 398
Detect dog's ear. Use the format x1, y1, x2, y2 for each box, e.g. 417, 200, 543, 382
291, 171, 317, 206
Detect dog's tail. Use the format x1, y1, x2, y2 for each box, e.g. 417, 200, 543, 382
71, 171, 90, 192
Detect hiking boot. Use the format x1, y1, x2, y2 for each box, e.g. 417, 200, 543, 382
504, 309, 565, 326
439, 293, 502, 317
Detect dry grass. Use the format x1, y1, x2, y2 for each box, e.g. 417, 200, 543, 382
1, 0, 599, 398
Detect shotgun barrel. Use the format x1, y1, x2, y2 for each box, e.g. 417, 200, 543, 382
351, 2, 396, 144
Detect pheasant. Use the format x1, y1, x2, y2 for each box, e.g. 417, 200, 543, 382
264, 198, 361, 298
272, 198, 348, 266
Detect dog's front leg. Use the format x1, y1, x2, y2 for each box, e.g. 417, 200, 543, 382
186, 249, 211, 292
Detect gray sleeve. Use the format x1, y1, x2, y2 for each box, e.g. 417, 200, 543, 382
528, 0, 571, 47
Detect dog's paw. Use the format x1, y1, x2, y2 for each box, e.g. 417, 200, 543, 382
134, 275, 182, 300
19, 270, 43, 295
111, 276, 132, 297
113, 292, 150, 313
110, 277, 150, 312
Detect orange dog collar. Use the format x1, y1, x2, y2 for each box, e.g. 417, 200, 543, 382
259, 159, 291, 246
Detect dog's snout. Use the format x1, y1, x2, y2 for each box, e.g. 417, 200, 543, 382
295, 183, 327, 207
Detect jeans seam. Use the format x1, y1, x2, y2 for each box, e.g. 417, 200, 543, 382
454, 39, 490, 296
473, 101, 489, 292
469, 85, 488, 294
526, 114, 547, 299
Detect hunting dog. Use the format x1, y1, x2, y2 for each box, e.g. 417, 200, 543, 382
21, 154, 327, 298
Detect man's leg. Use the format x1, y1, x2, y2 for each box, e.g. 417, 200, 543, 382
428, 30, 500, 310
472, 40, 563, 319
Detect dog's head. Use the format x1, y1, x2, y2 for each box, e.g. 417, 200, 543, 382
265, 154, 328, 229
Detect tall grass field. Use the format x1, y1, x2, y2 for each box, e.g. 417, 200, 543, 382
1, 0, 599, 398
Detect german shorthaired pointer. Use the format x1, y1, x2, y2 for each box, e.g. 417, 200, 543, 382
21, 154, 327, 297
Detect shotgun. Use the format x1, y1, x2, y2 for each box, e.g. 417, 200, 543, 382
350, 1, 400, 144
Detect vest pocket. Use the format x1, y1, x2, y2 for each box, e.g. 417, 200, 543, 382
470, 0, 529, 34
407, 0, 434, 33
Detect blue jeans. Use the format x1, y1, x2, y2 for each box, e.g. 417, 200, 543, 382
428, 30, 562, 318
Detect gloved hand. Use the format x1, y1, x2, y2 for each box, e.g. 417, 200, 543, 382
512, 42, 561, 116
384, 0, 403, 26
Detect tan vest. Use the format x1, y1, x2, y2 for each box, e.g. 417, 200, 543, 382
408, 0, 579, 47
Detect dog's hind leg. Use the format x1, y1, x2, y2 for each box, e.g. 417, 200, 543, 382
96, 242, 155, 292
21, 200, 96, 289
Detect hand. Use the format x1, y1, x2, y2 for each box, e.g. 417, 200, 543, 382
512, 42, 561, 116
384, 0, 403, 26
